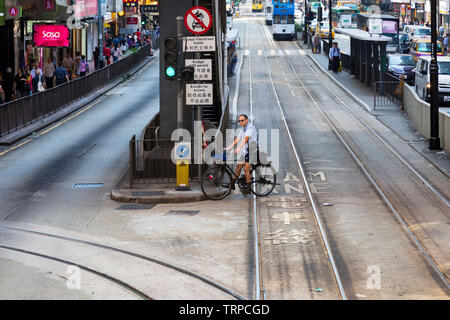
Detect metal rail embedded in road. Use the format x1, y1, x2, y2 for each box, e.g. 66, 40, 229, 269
0, 245, 152, 300
0, 225, 246, 300
268, 30, 450, 289
258, 20, 348, 300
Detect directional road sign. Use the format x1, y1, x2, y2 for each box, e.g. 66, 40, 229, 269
174, 142, 191, 161
184, 6, 213, 35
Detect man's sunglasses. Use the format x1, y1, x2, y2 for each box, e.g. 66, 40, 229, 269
238, 119, 246, 122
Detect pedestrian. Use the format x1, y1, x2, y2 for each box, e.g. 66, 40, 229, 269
78, 55, 89, 76
3, 67, 14, 102
30, 60, 42, 79
0, 84, 3, 104
112, 36, 120, 48
63, 53, 74, 78
93, 47, 100, 70
14, 68, 29, 98
111, 46, 122, 62
120, 41, 127, 56
227, 44, 236, 77
44, 57, 55, 89
0, 72, 4, 104
444, 35, 449, 53
329, 42, 341, 73
54, 63, 70, 86
103, 45, 111, 65
31, 69, 45, 94
313, 33, 320, 54
25, 69, 33, 95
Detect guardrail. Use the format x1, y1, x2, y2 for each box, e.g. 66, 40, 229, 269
373, 73, 403, 110
0, 44, 152, 137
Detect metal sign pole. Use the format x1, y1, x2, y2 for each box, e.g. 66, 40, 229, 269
429, 0, 441, 149
194, 0, 202, 181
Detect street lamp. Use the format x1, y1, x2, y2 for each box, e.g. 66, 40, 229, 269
304, 0, 308, 44
429, 0, 441, 150
328, 0, 333, 69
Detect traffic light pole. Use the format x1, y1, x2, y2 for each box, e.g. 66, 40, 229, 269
177, 16, 184, 130
429, 0, 441, 150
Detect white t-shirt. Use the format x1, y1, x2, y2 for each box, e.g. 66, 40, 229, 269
238, 122, 258, 154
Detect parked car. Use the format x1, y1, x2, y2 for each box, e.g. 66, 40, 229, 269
387, 54, 416, 85
414, 56, 450, 103
398, 33, 410, 53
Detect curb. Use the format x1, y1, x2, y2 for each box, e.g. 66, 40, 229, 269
0, 52, 158, 146
110, 188, 209, 204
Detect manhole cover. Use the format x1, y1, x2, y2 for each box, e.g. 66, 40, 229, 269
165, 210, 199, 216
132, 191, 164, 197
115, 204, 156, 210
73, 183, 104, 189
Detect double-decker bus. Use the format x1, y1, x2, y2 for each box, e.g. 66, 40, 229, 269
265, 0, 273, 25
331, 6, 360, 28
273, 0, 295, 40
357, 13, 400, 53
252, 0, 263, 12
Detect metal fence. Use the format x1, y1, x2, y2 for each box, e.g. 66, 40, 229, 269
373, 73, 403, 110
129, 136, 203, 187
0, 44, 152, 137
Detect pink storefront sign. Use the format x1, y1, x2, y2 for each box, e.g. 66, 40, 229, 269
33, 25, 70, 47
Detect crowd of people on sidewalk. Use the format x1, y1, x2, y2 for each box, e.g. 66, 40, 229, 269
0, 27, 158, 105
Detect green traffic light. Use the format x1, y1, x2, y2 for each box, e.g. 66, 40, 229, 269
166, 66, 176, 77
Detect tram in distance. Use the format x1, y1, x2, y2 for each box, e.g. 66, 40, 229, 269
252, 0, 263, 12
272, 0, 295, 40
265, 0, 273, 25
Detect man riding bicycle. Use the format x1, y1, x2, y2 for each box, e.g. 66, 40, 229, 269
225, 114, 258, 195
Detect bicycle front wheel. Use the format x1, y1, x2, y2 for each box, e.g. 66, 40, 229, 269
250, 164, 277, 197
201, 166, 233, 200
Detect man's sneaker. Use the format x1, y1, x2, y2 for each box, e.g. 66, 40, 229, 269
242, 184, 251, 195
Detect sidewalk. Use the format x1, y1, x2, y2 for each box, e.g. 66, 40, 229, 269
297, 40, 450, 177
0, 51, 159, 147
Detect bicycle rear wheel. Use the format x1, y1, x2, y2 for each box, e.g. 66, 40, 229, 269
201, 166, 233, 200
250, 163, 277, 197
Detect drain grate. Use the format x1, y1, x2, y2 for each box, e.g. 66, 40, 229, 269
115, 204, 156, 210
73, 183, 104, 189
132, 191, 164, 197
165, 210, 199, 216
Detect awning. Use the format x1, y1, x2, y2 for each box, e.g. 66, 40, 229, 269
335, 28, 392, 42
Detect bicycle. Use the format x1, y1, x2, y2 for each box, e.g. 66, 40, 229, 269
200, 151, 277, 200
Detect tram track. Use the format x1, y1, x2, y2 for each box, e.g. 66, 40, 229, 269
0, 244, 152, 300
0, 224, 246, 300
259, 21, 450, 289
244, 19, 265, 300
255, 20, 347, 300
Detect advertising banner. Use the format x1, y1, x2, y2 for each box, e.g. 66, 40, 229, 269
33, 24, 70, 47
74, 0, 98, 19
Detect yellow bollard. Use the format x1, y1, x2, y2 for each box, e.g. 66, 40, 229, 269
175, 142, 191, 191
176, 160, 190, 191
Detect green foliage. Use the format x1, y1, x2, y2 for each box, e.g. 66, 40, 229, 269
295, 22, 303, 33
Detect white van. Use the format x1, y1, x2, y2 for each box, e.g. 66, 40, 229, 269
414, 56, 450, 103
404, 25, 431, 38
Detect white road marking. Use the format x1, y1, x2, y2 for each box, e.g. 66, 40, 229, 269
283, 212, 291, 225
